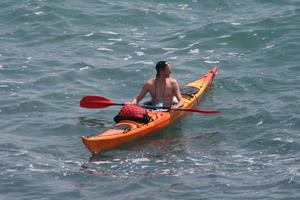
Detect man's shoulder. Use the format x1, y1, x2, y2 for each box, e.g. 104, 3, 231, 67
145, 78, 156, 84
144, 78, 156, 88
168, 77, 179, 84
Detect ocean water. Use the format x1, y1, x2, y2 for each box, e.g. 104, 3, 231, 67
1, 0, 300, 199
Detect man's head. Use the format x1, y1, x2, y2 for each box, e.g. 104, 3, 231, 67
155, 61, 172, 77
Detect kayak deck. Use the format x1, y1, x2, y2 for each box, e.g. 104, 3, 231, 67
81, 66, 218, 153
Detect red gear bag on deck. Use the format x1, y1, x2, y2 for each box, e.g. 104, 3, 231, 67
113, 104, 151, 123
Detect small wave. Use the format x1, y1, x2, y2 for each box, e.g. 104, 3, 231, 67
230, 22, 241, 26
34, 11, 44, 15
130, 157, 151, 164
79, 66, 91, 71
134, 51, 144, 56
93, 160, 112, 165
188, 49, 199, 54
178, 4, 189, 10
100, 31, 119, 35
177, 34, 186, 39
162, 48, 179, 51
0, 79, 25, 84
108, 38, 123, 42
97, 47, 113, 52
218, 34, 231, 38
164, 50, 175, 55
128, 42, 139, 47
204, 60, 220, 64
124, 55, 132, 60
187, 42, 200, 48
85, 32, 94, 37
262, 44, 274, 49
256, 120, 263, 126
135, 61, 154, 65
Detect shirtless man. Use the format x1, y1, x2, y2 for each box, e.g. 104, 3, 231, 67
127, 61, 184, 109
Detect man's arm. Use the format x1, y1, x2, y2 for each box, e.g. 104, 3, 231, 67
127, 82, 149, 104
171, 79, 184, 109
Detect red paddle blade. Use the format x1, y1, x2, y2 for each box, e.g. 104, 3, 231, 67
80, 96, 116, 108
178, 108, 221, 114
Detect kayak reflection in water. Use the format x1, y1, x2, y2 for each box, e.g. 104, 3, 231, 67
126, 61, 184, 109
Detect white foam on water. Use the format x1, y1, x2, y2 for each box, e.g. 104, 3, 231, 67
129, 42, 139, 47
135, 61, 154, 65
131, 157, 150, 164
178, 4, 189, 10
108, 38, 123, 42
85, 32, 94, 37
231, 22, 241, 25
187, 42, 200, 48
124, 55, 132, 60
218, 34, 231, 38
178, 34, 186, 39
100, 31, 118, 35
79, 66, 90, 71
133, 32, 146, 36
232, 154, 243, 158
161, 169, 172, 175
155, 159, 167, 163
97, 48, 113, 52
34, 11, 44, 15
25, 57, 32, 63
256, 120, 263, 126
134, 51, 144, 56
129, 28, 138, 32
93, 160, 112, 165
164, 51, 175, 55
204, 60, 220, 64
263, 44, 274, 49
27, 168, 49, 172
188, 49, 199, 54
162, 48, 179, 51
1, 79, 25, 84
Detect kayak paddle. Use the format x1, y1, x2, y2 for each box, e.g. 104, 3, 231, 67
80, 96, 125, 108
80, 96, 220, 114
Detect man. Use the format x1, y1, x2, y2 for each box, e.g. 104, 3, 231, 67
127, 61, 184, 109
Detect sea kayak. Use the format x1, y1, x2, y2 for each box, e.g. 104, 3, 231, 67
81, 66, 218, 153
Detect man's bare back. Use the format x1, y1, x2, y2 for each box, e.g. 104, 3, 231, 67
127, 61, 184, 109
145, 77, 179, 107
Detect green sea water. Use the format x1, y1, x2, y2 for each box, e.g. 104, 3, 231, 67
1, 0, 300, 199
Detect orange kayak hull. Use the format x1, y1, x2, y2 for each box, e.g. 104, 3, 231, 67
81, 66, 218, 153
